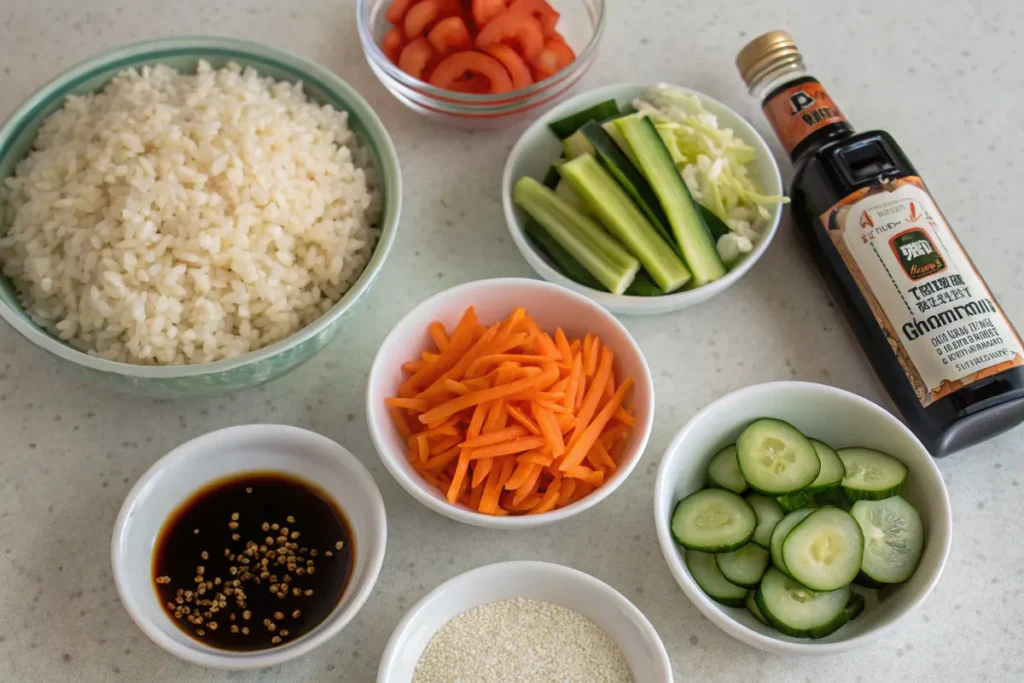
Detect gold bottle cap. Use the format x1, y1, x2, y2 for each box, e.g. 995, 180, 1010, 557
736, 31, 804, 88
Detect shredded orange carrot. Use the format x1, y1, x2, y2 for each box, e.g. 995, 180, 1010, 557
506, 404, 542, 435
401, 359, 427, 374
401, 307, 478, 397
443, 379, 470, 395
563, 354, 582, 412
385, 397, 431, 411
467, 401, 488, 440
465, 435, 547, 460
460, 425, 528, 449
613, 406, 636, 427
529, 478, 561, 514
561, 377, 634, 471
388, 405, 413, 440
582, 333, 596, 376
505, 461, 536, 490
388, 306, 636, 516
534, 332, 560, 359
557, 478, 577, 506
429, 321, 449, 352
554, 327, 572, 363
532, 403, 565, 456
518, 450, 555, 467
513, 465, 543, 505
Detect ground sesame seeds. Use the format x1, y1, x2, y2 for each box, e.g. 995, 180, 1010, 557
411, 599, 633, 683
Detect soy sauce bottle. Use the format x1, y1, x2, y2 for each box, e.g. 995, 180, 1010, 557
736, 31, 1024, 456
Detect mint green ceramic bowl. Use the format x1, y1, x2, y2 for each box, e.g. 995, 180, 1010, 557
0, 37, 401, 398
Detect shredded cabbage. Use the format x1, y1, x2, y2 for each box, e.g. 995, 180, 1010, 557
632, 84, 788, 237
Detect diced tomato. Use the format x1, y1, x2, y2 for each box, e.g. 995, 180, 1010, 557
427, 16, 473, 54
529, 37, 574, 81
404, 0, 461, 38
382, 27, 406, 65
398, 37, 439, 80
474, 8, 545, 62
510, 0, 559, 35
429, 50, 514, 94
385, 0, 418, 25
446, 73, 492, 94
484, 44, 533, 90
471, 0, 506, 28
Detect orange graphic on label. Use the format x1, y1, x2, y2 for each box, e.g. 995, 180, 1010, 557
859, 210, 874, 229
763, 80, 850, 153
906, 201, 922, 223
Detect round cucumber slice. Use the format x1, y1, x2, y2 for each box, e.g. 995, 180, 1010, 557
850, 496, 924, 584
782, 507, 864, 591
715, 544, 769, 587
756, 567, 851, 639
736, 418, 820, 495
686, 549, 747, 607
806, 439, 846, 492
745, 494, 784, 548
671, 489, 756, 552
707, 444, 748, 494
838, 448, 908, 501
746, 589, 770, 626
769, 508, 814, 577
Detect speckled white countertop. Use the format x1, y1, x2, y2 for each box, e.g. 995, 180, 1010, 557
1, 0, 1022, 681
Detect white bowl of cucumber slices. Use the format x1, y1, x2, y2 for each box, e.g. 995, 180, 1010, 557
502, 82, 784, 316
653, 381, 952, 655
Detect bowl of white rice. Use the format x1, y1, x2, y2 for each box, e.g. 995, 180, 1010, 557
0, 37, 400, 397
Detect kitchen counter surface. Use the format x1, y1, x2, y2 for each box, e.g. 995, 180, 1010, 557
1, 0, 1022, 681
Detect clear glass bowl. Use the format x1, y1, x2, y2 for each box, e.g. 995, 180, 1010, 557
357, 0, 606, 127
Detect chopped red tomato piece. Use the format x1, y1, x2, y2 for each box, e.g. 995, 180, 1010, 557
405, 0, 461, 38
529, 37, 574, 81
474, 8, 545, 62
398, 37, 439, 80
385, 0, 418, 25
429, 50, 514, 94
510, 0, 559, 36
382, 27, 406, 64
427, 16, 473, 54
471, 0, 506, 28
484, 44, 533, 90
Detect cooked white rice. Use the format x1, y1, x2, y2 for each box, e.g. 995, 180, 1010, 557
0, 60, 380, 366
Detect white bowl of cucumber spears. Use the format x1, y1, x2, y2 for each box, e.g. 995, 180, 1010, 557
501, 83, 785, 315
653, 381, 952, 655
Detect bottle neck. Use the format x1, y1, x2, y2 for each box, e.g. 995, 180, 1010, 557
752, 66, 855, 163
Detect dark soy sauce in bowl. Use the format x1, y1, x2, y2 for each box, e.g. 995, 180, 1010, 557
153, 472, 354, 650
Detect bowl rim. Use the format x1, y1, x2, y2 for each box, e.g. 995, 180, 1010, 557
652, 380, 953, 655
365, 276, 655, 529
356, 0, 607, 107
501, 82, 784, 314
110, 424, 388, 670
376, 560, 672, 682
0, 35, 402, 378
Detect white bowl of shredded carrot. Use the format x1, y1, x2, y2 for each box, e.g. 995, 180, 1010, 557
366, 277, 654, 528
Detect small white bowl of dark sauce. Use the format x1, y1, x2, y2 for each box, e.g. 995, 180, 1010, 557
111, 424, 387, 669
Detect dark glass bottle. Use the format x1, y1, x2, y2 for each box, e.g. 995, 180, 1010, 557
737, 32, 1024, 456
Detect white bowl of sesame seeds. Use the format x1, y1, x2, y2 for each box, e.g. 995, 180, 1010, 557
377, 561, 672, 682
111, 424, 387, 670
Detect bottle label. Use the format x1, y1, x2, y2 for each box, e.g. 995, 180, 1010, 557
820, 176, 1024, 407
763, 80, 849, 154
